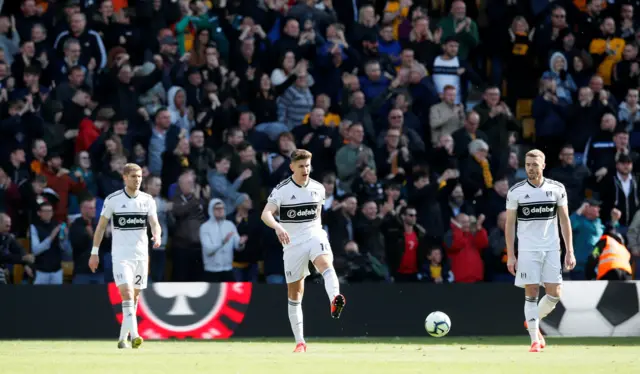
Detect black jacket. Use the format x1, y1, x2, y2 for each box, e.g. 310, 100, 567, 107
32, 220, 62, 272
53, 29, 108, 71
381, 216, 430, 275
599, 173, 640, 227
0, 233, 28, 267
70, 217, 103, 274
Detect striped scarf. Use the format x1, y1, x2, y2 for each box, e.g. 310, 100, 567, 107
474, 156, 493, 189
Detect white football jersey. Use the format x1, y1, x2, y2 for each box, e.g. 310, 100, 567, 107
506, 178, 567, 252
267, 177, 326, 250
100, 189, 157, 261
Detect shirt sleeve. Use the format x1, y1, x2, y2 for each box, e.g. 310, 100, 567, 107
557, 185, 568, 207
267, 187, 281, 208
100, 196, 113, 219
506, 189, 518, 210
147, 197, 158, 218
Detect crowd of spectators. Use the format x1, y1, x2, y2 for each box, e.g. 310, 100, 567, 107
1, 0, 640, 285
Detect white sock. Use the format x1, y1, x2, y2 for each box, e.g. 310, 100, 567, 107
321, 268, 340, 302
120, 299, 139, 340
538, 294, 560, 319
119, 300, 133, 341
288, 299, 305, 344
525, 296, 539, 343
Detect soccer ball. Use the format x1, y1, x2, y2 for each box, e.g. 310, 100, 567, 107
425, 311, 451, 337
539, 281, 640, 337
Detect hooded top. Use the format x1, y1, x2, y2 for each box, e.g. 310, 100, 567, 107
541, 52, 577, 103
167, 86, 195, 136
199, 198, 240, 273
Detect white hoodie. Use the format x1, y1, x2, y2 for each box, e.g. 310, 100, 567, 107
167, 86, 195, 136
199, 199, 240, 272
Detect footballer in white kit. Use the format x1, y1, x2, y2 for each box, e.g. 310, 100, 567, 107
261, 149, 345, 353
505, 149, 576, 353
89, 163, 161, 350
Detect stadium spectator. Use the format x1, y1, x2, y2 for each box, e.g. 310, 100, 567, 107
339, 240, 387, 283
444, 213, 488, 283
171, 171, 207, 282
30, 202, 71, 285
97, 154, 125, 198
423, 246, 453, 284
0, 166, 21, 224
325, 194, 358, 266
200, 199, 241, 282
586, 232, 633, 280
598, 153, 639, 233
143, 175, 170, 282
354, 200, 387, 267
0, 213, 34, 284
69, 197, 104, 284
478, 176, 509, 232
460, 139, 494, 200
570, 199, 620, 280
382, 205, 429, 282
5, 0, 640, 284
39, 152, 85, 223
229, 194, 261, 282
474, 87, 519, 168
548, 145, 591, 213
4, 147, 30, 187
429, 85, 465, 145
487, 211, 511, 282
336, 123, 375, 193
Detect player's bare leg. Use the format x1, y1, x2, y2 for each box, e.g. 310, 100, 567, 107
117, 284, 140, 349
313, 254, 345, 319
287, 279, 306, 352
524, 284, 542, 352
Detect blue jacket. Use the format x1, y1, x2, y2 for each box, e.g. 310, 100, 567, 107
570, 213, 604, 271
532, 95, 569, 137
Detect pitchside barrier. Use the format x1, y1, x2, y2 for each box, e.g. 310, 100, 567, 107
1, 282, 639, 339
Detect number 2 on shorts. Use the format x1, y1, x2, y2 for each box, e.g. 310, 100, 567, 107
135, 275, 142, 285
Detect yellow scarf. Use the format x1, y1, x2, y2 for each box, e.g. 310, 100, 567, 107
475, 156, 493, 188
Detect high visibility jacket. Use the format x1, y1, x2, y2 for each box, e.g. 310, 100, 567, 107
596, 235, 632, 280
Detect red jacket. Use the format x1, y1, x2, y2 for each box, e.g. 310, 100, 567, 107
444, 224, 489, 283
40, 166, 86, 223
76, 118, 101, 154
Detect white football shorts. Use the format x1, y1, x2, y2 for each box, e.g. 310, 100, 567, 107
514, 250, 563, 288
283, 235, 333, 283
113, 259, 148, 289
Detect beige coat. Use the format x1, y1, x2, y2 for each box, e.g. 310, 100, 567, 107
430, 102, 464, 145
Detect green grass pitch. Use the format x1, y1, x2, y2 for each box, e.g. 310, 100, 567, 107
2, 337, 639, 374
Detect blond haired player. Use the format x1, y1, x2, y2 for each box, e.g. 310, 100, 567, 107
262, 149, 346, 353
89, 163, 161, 349
505, 149, 576, 352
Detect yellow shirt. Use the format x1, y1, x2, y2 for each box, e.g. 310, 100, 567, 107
589, 37, 625, 85
429, 264, 442, 280
302, 113, 341, 127
384, 1, 410, 40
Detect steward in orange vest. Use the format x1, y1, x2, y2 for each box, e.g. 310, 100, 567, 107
586, 233, 633, 280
